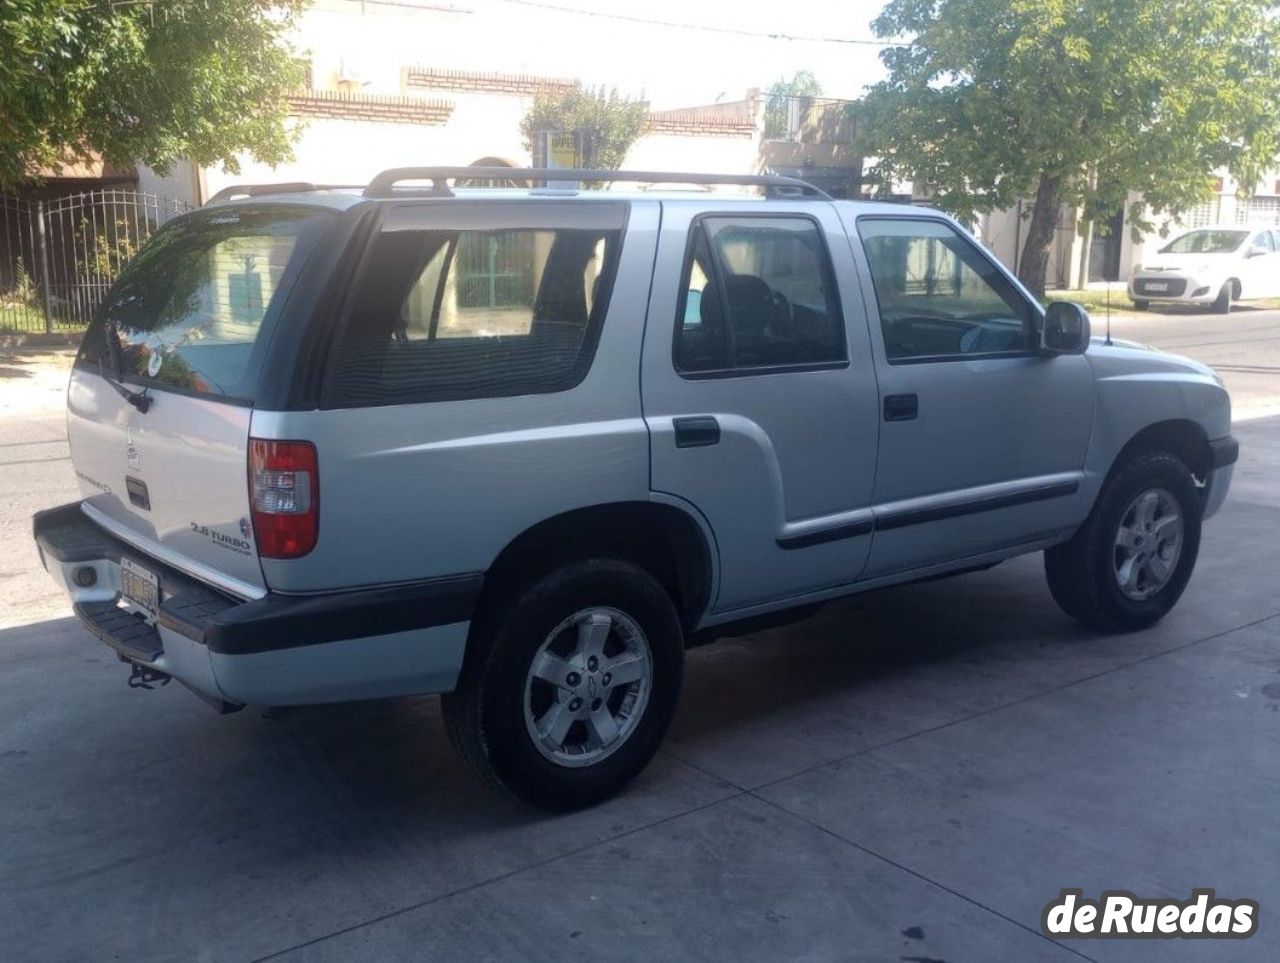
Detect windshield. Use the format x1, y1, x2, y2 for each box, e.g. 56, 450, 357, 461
1159, 229, 1248, 255
76, 206, 334, 402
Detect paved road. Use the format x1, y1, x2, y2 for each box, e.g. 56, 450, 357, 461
1102, 305, 1280, 420
1, 316, 1278, 961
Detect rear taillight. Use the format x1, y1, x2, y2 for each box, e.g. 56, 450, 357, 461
249, 439, 318, 559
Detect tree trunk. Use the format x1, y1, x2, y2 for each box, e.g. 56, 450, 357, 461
1018, 173, 1063, 300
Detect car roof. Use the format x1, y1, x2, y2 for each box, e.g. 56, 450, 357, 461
1174, 224, 1263, 233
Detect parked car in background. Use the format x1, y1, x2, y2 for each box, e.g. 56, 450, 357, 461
1128, 224, 1280, 312
34, 168, 1236, 810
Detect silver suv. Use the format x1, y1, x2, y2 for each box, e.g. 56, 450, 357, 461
34, 167, 1238, 809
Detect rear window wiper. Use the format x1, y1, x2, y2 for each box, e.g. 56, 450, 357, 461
103, 317, 152, 413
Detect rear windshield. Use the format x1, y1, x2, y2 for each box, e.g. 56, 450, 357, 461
77, 206, 334, 402
1159, 229, 1247, 255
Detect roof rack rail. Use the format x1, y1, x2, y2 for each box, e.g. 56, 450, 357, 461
206, 182, 362, 204
363, 167, 831, 200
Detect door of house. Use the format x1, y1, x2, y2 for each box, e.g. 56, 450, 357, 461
1088, 207, 1125, 282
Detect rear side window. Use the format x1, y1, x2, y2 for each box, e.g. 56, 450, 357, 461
674, 216, 845, 374
328, 206, 624, 405
78, 207, 332, 402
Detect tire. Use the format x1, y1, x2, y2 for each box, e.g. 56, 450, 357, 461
1212, 283, 1232, 313
441, 558, 684, 810
1131, 299, 1149, 311
1044, 452, 1202, 632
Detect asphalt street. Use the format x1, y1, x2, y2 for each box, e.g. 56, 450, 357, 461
1, 307, 1278, 962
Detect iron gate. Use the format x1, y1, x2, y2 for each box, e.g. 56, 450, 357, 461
1, 189, 190, 333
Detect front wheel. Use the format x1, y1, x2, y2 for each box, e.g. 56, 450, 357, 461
1045, 452, 1202, 632
1212, 283, 1233, 313
1131, 299, 1150, 311
442, 558, 684, 810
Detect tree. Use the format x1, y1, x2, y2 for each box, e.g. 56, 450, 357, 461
764, 70, 823, 139
0, 0, 307, 190
856, 0, 1280, 297
519, 85, 647, 173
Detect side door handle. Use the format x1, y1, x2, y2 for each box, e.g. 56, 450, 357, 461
673, 416, 721, 448
883, 393, 918, 422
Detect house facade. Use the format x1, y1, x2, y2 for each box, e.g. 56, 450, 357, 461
136, 0, 858, 205
972, 171, 1280, 291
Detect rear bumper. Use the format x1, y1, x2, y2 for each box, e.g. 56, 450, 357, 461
33, 502, 479, 707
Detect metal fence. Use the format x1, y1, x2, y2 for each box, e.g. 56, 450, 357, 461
1, 189, 191, 333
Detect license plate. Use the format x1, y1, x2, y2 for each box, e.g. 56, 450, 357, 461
120, 557, 159, 622
1144, 281, 1169, 292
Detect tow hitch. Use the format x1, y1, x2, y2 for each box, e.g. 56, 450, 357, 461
124, 660, 171, 690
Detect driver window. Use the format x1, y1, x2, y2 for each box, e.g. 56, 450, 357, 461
1253, 231, 1275, 254
858, 218, 1034, 361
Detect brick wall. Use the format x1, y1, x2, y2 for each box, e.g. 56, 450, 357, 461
645, 117, 757, 138
405, 67, 577, 96
288, 90, 454, 125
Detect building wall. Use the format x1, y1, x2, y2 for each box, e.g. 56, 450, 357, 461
622, 131, 760, 186
202, 90, 533, 201
194, 1, 852, 203
978, 170, 1280, 290
136, 162, 200, 208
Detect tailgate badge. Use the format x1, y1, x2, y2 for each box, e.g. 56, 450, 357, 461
126, 426, 141, 471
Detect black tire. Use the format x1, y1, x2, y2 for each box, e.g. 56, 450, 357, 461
1212, 283, 1232, 313
441, 558, 684, 810
1131, 299, 1149, 311
1044, 452, 1202, 632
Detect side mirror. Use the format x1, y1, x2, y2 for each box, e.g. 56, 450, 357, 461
1042, 301, 1091, 355
1246, 247, 1267, 258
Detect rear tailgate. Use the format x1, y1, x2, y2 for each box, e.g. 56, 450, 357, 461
65, 204, 336, 596
68, 371, 265, 595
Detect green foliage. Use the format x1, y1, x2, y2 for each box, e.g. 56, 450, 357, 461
857, 0, 1280, 293
0, 0, 307, 189
519, 85, 648, 173
81, 217, 142, 279
3, 257, 40, 307
764, 70, 823, 139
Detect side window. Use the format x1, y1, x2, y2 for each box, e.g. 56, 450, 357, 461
674, 216, 846, 374
1252, 231, 1274, 254
858, 218, 1035, 362
329, 221, 620, 405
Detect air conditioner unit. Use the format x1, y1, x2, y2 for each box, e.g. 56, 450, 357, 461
338, 56, 368, 88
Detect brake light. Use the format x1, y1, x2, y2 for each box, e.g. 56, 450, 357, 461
249, 439, 318, 559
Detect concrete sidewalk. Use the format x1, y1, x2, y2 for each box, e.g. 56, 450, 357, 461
1, 416, 1276, 962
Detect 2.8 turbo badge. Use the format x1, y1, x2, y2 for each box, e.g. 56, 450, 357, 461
190, 521, 253, 555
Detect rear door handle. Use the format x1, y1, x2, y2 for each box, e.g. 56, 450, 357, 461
674, 416, 721, 448
883, 393, 918, 422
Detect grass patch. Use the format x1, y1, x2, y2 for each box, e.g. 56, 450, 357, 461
1044, 289, 1140, 313
0, 302, 86, 336
0, 303, 51, 333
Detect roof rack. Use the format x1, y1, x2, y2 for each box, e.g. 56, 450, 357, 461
206, 182, 363, 204
362, 167, 832, 200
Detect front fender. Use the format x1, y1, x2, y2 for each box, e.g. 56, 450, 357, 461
1080, 343, 1231, 507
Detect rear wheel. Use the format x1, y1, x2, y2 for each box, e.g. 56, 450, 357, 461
442, 558, 684, 810
1045, 452, 1201, 632
1212, 283, 1233, 313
